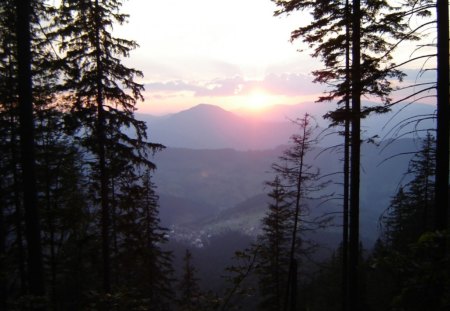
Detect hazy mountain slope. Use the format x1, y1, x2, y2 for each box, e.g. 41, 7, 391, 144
153, 139, 418, 245
139, 102, 435, 150
158, 194, 216, 227
142, 104, 298, 149
151, 147, 283, 210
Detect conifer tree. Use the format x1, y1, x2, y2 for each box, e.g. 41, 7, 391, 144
270, 114, 328, 310
177, 249, 203, 311
15, 0, 46, 306
435, 0, 449, 233
54, 0, 163, 294
381, 133, 436, 250
1, 1, 58, 306
256, 176, 292, 311
114, 169, 173, 310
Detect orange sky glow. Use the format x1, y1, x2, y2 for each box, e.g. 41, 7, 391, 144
114, 0, 437, 116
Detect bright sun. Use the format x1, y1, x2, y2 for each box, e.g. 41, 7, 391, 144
246, 89, 272, 111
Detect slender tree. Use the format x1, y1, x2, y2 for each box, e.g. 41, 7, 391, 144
271, 114, 328, 310
256, 176, 292, 311
435, 0, 449, 232
15, 0, 45, 305
55, 0, 163, 294
177, 249, 202, 311
270, 2, 413, 310
381, 134, 436, 249
349, 1, 361, 310
113, 169, 173, 310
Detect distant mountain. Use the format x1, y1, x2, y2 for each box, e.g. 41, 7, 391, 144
139, 102, 435, 150
141, 103, 298, 150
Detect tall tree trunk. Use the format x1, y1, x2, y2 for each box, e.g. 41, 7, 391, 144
284, 115, 308, 311
0, 189, 6, 310
435, 0, 449, 232
15, 0, 45, 303
11, 121, 27, 295
349, 0, 361, 310
289, 259, 297, 311
435, 1, 449, 309
342, 0, 351, 310
93, 0, 111, 294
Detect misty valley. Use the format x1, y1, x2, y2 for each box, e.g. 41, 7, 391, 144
137, 102, 437, 309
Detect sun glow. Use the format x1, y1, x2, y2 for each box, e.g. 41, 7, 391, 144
245, 89, 273, 111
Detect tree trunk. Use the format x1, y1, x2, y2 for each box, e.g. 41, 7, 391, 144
93, 0, 111, 294
343, 0, 351, 310
11, 121, 27, 295
284, 115, 308, 311
435, 1, 449, 309
16, 0, 45, 303
349, 0, 361, 310
0, 189, 6, 310
435, 0, 449, 232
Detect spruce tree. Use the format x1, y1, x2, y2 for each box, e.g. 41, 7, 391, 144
177, 249, 202, 311
271, 4, 411, 310
15, 0, 46, 306
270, 114, 328, 310
1, 0, 68, 302
54, 0, 163, 294
256, 176, 292, 311
381, 134, 436, 249
114, 169, 173, 310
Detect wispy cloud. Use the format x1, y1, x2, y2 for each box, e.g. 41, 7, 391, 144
144, 73, 323, 98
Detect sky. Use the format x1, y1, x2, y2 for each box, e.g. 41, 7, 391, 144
114, 0, 326, 115
114, 0, 437, 116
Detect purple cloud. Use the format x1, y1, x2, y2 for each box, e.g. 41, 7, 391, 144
144, 73, 324, 98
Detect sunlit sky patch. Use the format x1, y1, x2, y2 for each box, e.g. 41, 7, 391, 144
114, 0, 436, 115
113, 0, 325, 115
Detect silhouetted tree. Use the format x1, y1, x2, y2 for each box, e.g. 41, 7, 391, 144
256, 176, 292, 311
177, 249, 202, 311
55, 0, 163, 294
381, 134, 436, 249
15, 0, 46, 307
113, 169, 174, 310
271, 114, 329, 310
374, 134, 450, 310
270, 1, 413, 309
435, 0, 449, 233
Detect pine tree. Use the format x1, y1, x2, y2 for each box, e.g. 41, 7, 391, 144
381, 133, 436, 249
0, 1, 59, 308
270, 2, 413, 309
435, 0, 449, 232
270, 114, 329, 311
376, 134, 445, 310
114, 169, 174, 310
34, 106, 91, 309
15, 0, 46, 307
256, 176, 292, 311
177, 249, 203, 311
54, 0, 163, 294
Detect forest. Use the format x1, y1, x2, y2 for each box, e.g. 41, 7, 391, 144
0, 0, 449, 310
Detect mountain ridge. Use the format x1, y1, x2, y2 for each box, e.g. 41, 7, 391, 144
139, 102, 435, 150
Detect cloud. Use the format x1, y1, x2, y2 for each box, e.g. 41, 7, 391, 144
144, 73, 324, 98
144, 77, 244, 97
261, 73, 323, 96
145, 80, 204, 93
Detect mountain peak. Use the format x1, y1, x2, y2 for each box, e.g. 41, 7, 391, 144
183, 103, 230, 114
171, 103, 239, 122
